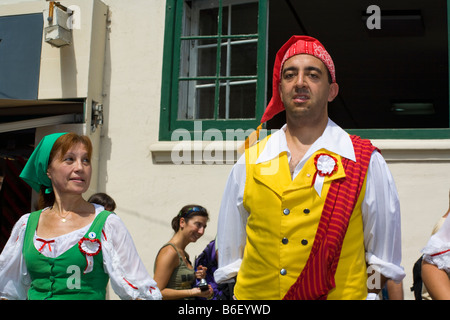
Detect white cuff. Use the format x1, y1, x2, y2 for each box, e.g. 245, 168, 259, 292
214, 259, 242, 284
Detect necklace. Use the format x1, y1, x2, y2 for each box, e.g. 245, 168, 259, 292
53, 209, 70, 223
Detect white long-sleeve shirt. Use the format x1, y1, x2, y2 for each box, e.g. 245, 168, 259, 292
214, 119, 405, 287
0, 204, 162, 300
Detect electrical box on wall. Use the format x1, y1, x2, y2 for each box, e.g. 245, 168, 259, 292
43, 3, 72, 47
38, 0, 108, 104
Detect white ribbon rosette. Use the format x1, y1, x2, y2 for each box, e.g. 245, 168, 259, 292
312, 153, 338, 197
78, 236, 102, 274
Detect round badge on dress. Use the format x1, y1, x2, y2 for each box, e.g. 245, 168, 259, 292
88, 232, 96, 239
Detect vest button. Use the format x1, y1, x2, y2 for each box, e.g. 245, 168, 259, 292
303, 208, 310, 214
301, 239, 308, 246
283, 208, 290, 215
280, 269, 287, 275
281, 237, 289, 244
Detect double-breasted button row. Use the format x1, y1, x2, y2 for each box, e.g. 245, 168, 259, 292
281, 208, 310, 246
280, 238, 309, 277
283, 208, 310, 215
280, 206, 311, 277
281, 237, 309, 245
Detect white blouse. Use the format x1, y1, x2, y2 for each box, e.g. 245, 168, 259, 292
0, 204, 162, 300
422, 216, 450, 274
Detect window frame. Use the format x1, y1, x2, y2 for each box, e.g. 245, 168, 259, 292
160, 0, 450, 141
159, 0, 268, 141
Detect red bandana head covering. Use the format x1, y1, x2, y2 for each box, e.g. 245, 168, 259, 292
261, 35, 336, 124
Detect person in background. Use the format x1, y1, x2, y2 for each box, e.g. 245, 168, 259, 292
421, 191, 450, 300
154, 205, 213, 300
410, 191, 449, 300
381, 279, 404, 300
0, 132, 161, 300
88, 192, 116, 212
194, 238, 235, 300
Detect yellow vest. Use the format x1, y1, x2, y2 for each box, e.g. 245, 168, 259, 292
235, 136, 368, 300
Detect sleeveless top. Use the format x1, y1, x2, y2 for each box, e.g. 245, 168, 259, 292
157, 243, 195, 299
23, 210, 111, 300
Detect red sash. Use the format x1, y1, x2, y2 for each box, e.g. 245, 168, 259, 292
283, 135, 377, 300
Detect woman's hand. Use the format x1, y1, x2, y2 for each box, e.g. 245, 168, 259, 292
189, 285, 214, 299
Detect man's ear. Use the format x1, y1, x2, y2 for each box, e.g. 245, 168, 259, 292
328, 82, 339, 102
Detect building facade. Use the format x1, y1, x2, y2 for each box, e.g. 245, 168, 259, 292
0, 0, 449, 299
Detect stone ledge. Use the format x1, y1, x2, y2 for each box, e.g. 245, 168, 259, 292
150, 139, 450, 164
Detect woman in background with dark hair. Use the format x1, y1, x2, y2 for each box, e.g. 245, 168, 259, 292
88, 192, 116, 212
154, 205, 213, 300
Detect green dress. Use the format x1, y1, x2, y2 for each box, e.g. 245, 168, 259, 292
22, 210, 111, 300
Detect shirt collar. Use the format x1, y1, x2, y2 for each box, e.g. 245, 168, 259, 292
256, 118, 356, 165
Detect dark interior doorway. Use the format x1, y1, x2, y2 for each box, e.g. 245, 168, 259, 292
0, 129, 34, 251
266, 0, 449, 131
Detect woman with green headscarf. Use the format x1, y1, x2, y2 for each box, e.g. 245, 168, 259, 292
0, 132, 161, 300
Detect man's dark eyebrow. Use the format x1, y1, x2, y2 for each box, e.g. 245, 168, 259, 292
282, 65, 323, 75
282, 66, 298, 75
305, 66, 323, 74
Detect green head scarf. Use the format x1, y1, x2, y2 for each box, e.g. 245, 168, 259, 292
20, 132, 68, 194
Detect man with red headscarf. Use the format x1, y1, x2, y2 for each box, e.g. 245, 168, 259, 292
214, 36, 405, 300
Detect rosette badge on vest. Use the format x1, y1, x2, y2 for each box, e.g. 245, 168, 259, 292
78, 231, 102, 274
312, 154, 338, 197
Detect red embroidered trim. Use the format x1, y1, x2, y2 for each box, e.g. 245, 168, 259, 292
123, 277, 138, 290
16, 224, 26, 242
431, 249, 450, 257
123, 278, 157, 294
82, 255, 89, 274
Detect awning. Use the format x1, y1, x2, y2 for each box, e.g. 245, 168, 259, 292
0, 99, 83, 133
